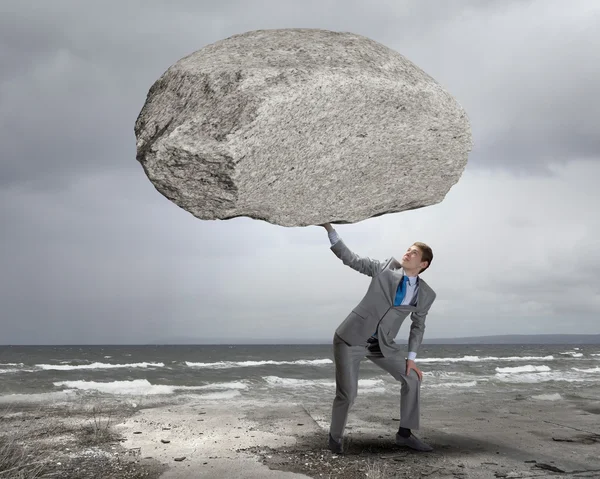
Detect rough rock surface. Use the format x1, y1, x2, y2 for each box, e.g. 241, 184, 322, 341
135, 28, 472, 227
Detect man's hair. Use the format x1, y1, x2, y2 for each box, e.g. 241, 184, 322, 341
413, 242, 433, 273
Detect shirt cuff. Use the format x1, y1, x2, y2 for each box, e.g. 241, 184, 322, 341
407, 352, 417, 361
328, 230, 340, 246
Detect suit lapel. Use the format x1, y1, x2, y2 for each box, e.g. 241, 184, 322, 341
416, 278, 429, 309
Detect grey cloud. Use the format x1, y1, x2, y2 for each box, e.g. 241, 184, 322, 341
384, 1, 600, 172
1, 1, 599, 344
1, 0, 599, 193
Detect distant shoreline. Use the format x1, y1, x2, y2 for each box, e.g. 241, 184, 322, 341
426, 334, 600, 344
423, 335, 600, 345
2, 334, 600, 346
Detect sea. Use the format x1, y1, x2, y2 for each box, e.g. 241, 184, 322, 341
1, 344, 599, 408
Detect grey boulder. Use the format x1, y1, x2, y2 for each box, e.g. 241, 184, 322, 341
135, 28, 472, 227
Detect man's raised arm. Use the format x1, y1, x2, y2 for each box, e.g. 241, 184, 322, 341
321, 223, 385, 278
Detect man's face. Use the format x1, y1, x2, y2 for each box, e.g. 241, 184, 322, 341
401, 245, 427, 273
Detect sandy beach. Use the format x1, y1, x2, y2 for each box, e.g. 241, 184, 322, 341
2, 388, 599, 478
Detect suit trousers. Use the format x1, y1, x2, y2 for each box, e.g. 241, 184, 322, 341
329, 333, 421, 441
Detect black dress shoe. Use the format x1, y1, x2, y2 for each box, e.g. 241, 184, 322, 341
395, 433, 433, 452
328, 433, 343, 454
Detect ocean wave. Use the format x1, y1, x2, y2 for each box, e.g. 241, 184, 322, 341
37, 362, 165, 371
262, 377, 335, 388
495, 365, 552, 374
0, 369, 19, 374
0, 367, 34, 374
422, 371, 464, 378
262, 376, 384, 389
53, 379, 247, 395
494, 371, 590, 384
417, 355, 554, 363
189, 381, 248, 390
357, 379, 385, 388
560, 351, 584, 357
428, 381, 477, 388
0, 363, 23, 367
185, 358, 333, 369
572, 367, 600, 373
531, 393, 563, 401
591, 354, 600, 357
362, 388, 387, 394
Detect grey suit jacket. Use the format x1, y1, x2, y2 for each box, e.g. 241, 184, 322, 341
331, 239, 436, 358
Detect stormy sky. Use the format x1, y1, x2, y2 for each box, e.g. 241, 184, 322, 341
1, 0, 599, 345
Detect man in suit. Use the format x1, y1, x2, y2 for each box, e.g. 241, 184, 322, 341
322, 223, 436, 454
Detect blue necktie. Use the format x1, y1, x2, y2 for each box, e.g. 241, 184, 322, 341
371, 276, 409, 340
394, 276, 407, 307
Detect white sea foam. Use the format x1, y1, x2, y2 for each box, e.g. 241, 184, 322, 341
531, 393, 563, 401
104, 356, 112, 359
362, 388, 387, 394
262, 376, 384, 389
422, 371, 464, 379
417, 355, 554, 363
591, 353, 600, 357
53, 379, 247, 395
429, 381, 477, 388
560, 351, 584, 357
185, 358, 333, 369
0, 363, 22, 366
494, 371, 589, 384
37, 362, 165, 371
495, 365, 552, 374
572, 367, 600, 373
197, 381, 248, 390
358, 379, 386, 388
263, 377, 335, 388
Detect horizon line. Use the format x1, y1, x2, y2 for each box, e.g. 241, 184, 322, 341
2, 332, 599, 347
